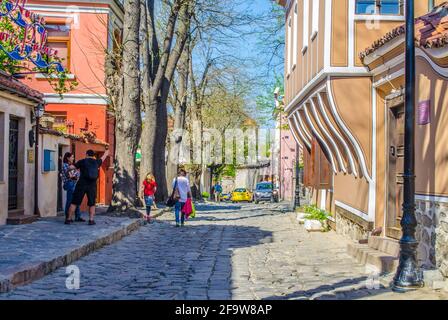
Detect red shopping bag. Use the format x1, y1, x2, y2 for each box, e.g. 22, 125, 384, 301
182, 198, 193, 218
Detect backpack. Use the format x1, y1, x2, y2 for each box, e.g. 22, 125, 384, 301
85, 159, 99, 181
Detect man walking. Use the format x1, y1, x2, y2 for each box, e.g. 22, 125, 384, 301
173, 168, 191, 227
66, 149, 110, 225
214, 182, 223, 203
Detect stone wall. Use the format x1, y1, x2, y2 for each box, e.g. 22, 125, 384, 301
415, 199, 448, 276
335, 206, 372, 241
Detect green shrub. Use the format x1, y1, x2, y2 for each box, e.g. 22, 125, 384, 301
202, 192, 210, 199
304, 205, 329, 222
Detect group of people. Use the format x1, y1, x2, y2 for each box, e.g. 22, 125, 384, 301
62, 149, 110, 225
62, 150, 192, 227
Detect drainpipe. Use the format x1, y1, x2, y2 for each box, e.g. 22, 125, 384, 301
34, 111, 40, 217
34, 103, 44, 217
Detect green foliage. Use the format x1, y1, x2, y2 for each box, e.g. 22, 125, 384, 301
255, 76, 284, 127
201, 192, 210, 199
304, 205, 330, 222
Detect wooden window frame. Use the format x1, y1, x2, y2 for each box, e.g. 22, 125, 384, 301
45, 21, 71, 72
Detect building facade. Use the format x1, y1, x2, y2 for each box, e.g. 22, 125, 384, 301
20, 0, 124, 206
279, 0, 448, 275
0, 72, 43, 225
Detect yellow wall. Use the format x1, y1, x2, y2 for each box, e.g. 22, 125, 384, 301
331, 77, 373, 176
331, 0, 348, 66
415, 56, 448, 196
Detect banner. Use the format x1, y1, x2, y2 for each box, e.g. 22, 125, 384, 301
0, 0, 65, 72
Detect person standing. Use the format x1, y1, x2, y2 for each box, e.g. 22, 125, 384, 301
214, 182, 223, 203
141, 173, 157, 223
66, 149, 110, 225
173, 168, 191, 227
61, 152, 84, 222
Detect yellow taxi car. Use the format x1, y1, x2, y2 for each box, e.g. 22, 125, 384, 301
231, 188, 253, 203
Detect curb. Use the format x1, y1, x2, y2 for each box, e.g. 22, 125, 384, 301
0, 218, 144, 294
151, 207, 172, 219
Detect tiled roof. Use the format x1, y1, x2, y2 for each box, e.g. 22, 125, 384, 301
0, 71, 43, 103
360, 2, 448, 62
39, 126, 109, 146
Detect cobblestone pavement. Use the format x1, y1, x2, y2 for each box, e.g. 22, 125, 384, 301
1, 203, 447, 300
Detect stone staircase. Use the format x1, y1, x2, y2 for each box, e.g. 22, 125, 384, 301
347, 236, 400, 274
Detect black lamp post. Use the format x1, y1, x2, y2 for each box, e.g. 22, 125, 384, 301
34, 103, 45, 217
392, 0, 424, 291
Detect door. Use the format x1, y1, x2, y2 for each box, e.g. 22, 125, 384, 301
8, 118, 19, 211
57, 146, 63, 212
387, 104, 405, 239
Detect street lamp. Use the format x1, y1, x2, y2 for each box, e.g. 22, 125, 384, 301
392, 0, 424, 291
34, 103, 45, 217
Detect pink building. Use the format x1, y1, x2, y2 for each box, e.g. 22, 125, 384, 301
278, 113, 298, 202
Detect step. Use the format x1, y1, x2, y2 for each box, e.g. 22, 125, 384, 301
347, 242, 399, 274
368, 236, 400, 257
6, 214, 39, 225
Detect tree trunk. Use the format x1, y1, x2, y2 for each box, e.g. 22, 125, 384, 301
167, 40, 190, 186
108, 0, 141, 213
140, 2, 193, 202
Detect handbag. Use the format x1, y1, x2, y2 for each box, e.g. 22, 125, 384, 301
182, 198, 193, 215
165, 178, 178, 207
190, 201, 196, 219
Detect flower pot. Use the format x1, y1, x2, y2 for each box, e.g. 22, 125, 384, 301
297, 212, 307, 224
304, 219, 325, 232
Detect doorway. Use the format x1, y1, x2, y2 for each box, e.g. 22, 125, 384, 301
386, 103, 405, 240
8, 118, 19, 211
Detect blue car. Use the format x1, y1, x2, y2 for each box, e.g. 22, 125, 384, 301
253, 182, 279, 204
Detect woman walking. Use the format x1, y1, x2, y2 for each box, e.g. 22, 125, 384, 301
172, 168, 191, 227
141, 173, 157, 223
62, 152, 84, 222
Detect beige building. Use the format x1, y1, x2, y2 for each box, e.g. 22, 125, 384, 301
279, 0, 448, 277
0, 72, 43, 225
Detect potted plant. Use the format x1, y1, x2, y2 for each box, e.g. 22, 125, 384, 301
303, 205, 330, 232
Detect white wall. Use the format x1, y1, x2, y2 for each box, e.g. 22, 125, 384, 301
38, 134, 70, 217
0, 92, 36, 225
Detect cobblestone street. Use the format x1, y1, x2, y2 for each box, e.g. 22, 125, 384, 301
1, 203, 447, 300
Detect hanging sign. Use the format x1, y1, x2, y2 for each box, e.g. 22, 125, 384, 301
0, 0, 65, 72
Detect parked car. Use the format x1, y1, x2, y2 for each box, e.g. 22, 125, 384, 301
231, 188, 253, 203
253, 182, 279, 204
221, 193, 232, 202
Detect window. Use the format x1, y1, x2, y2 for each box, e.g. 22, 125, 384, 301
46, 24, 71, 70
293, 2, 298, 66
302, 0, 309, 53
355, 0, 404, 15
311, 0, 320, 40
287, 17, 292, 73
43, 149, 56, 172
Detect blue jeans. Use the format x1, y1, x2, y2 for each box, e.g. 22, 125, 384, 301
64, 180, 81, 220
174, 201, 186, 224
144, 196, 154, 216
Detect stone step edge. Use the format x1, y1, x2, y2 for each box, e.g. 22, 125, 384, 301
0, 219, 146, 294
347, 242, 399, 274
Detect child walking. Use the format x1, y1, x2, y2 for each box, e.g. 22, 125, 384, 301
141, 173, 157, 223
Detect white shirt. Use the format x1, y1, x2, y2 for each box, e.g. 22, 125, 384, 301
173, 176, 191, 203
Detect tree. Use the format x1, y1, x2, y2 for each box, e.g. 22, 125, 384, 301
140, 0, 194, 202
107, 0, 142, 213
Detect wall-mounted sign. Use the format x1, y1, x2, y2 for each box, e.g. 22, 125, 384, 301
27, 149, 34, 163
0, 0, 65, 72
418, 100, 431, 125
